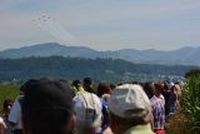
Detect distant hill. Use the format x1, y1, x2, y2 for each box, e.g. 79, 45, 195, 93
0, 42, 200, 65
0, 43, 99, 58
0, 56, 194, 82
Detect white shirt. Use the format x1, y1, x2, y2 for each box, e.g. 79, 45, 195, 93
73, 91, 102, 127
8, 95, 23, 130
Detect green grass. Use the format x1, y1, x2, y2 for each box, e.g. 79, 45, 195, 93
0, 84, 20, 114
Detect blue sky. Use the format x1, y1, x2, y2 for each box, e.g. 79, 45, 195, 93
0, 0, 200, 51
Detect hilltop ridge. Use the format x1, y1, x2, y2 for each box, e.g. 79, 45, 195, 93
0, 42, 200, 65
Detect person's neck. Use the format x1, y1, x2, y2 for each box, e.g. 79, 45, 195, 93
155, 93, 161, 97
77, 127, 95, 134
111, 118, 133, 134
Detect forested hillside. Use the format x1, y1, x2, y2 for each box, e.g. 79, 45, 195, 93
0, 56, 195, 82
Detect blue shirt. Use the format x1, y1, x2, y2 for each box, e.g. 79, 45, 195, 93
101, 98, 110, 130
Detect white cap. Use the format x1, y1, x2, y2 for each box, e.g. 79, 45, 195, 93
109, 84, 151, 119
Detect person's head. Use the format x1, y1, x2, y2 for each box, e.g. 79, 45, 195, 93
163, 81, 170, 91
3, 99, 13, 115
170, 85, 176, 94
83, 77, 92, 86
73, 92, 102, 134
110, 83, 116, 90
109, 84, 151, 133
154, 83, 163, 96
21, 78, 75, 134
83, 77, 94, 93
170, 84, 181, 95
72, 80, 81, 89
72, 80, 84, 93
143, 82, 155, 99
96, 82, 111, 97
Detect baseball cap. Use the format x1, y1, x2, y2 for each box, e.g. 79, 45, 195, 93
73, 91, 102, 127
108, 84, 151, 119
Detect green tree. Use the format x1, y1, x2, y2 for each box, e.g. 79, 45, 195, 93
185, 68, 200, 78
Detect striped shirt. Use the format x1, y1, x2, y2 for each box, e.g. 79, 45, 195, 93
150, 95, 165, 130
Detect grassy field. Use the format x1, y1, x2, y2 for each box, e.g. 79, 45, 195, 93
0, 84, 19, 114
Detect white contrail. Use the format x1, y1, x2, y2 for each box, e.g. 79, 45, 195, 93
32, 15, 80, 45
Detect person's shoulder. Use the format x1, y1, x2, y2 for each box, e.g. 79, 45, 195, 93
91, 92, 100, 99
91, 93, 102, 105
150, 95, 156, 102
0, 116, 7, 129
124, 124, 155, 134
103, 127, 113, 134
0, 117, 3, 122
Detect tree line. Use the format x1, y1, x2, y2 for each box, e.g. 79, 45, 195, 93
0, 56, 195, 82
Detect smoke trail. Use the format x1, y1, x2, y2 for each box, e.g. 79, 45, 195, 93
32, 15, 80, 45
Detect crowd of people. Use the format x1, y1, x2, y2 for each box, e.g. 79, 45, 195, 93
0, 77, 184, 134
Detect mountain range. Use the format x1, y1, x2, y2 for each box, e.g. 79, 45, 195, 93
0, 42, 199, 66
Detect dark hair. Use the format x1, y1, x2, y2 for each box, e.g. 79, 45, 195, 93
110, 83, 116, 90
3, 99, 13, 111
21, 78, 75, 134
143, 82, 155, 99
83, 77, 92, 85
154, 83, 163, 94
83, 77, 94, 93
97, 82, 111, 97
72, 80, 81, 89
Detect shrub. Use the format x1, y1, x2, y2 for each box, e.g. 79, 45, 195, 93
185, 68, 200, 78
166, 111, 190, 134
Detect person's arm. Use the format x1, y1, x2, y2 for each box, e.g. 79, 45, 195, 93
150, 99, 155, 131
0, 118, 7, 134
103, 127, 113, 134
149, 112, 154, 131
8, 97, 21, 129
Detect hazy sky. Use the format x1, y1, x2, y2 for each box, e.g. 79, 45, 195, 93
0, 0, 200, 51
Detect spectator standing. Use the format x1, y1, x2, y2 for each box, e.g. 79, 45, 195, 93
163, 84, 176, 117
150, 84, 166, 134
21, 78, 75, 134
8, 86, 25, 134
72, 80, 84, 93
109, 84, 154, 134
97, 83, 112, 131
2, 99, 13, 134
